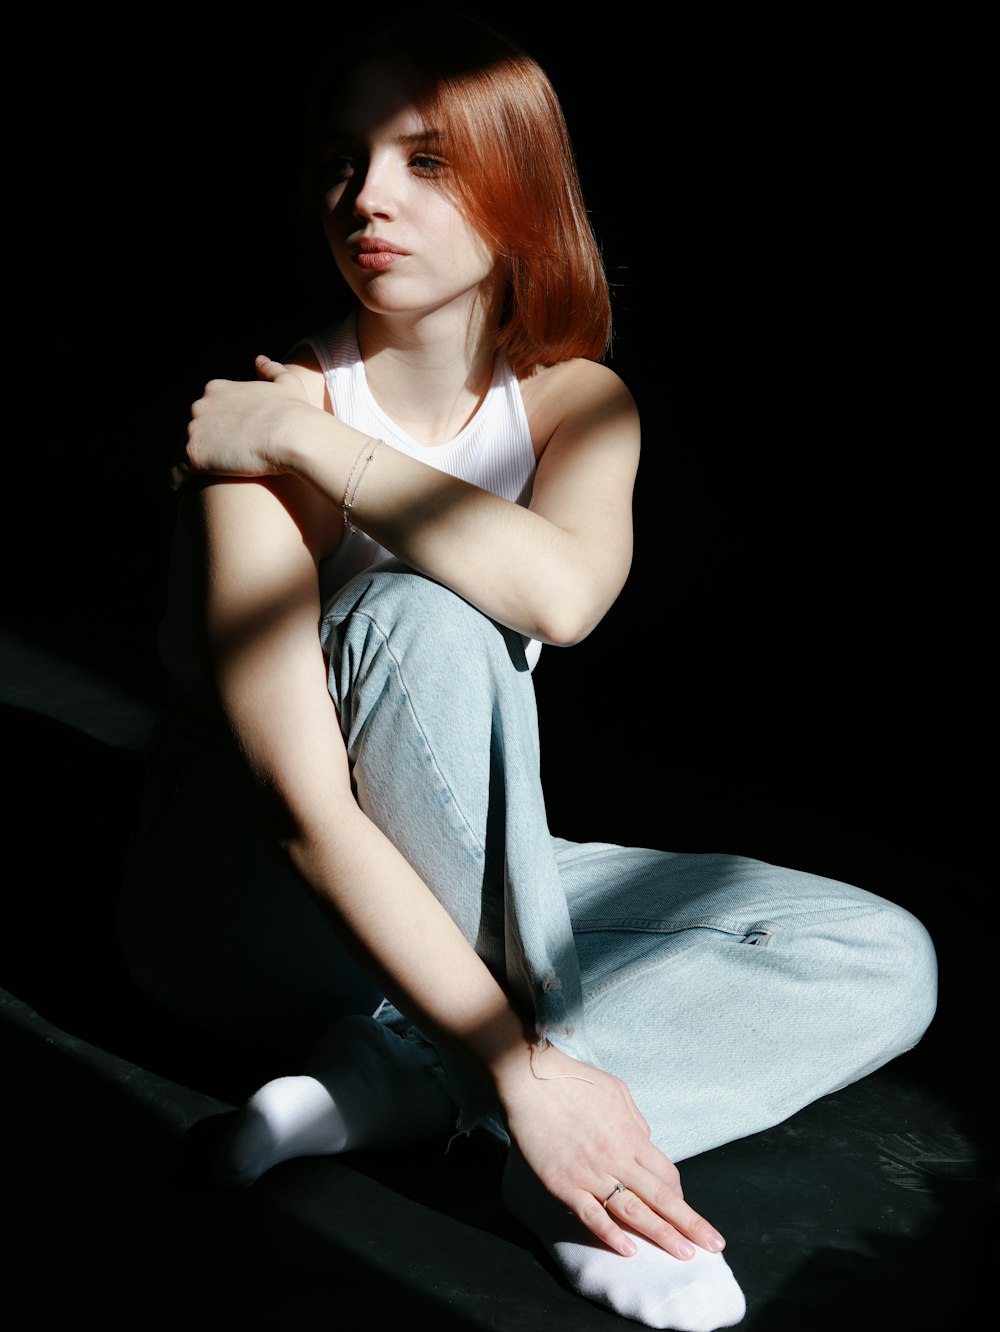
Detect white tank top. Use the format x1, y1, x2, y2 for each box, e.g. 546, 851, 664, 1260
306, 310, 543, 669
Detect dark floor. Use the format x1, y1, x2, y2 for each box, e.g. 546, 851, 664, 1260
1, 628, 993, 1331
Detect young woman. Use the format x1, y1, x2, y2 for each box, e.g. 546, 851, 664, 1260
118, 12, 937, 1330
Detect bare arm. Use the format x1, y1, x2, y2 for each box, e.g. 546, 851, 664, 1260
196, 470, 722, 1263
197, 471, 518, 1052
182, 352, 640, 646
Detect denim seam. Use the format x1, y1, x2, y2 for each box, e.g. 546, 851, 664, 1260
571, 915, 771, 935
570, 903, 884, 934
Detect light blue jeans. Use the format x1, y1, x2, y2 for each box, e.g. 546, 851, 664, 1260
318, 562, 938, 1161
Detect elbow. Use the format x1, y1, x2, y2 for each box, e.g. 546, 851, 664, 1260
535, 608, 599, 648
530, 565, 630, 647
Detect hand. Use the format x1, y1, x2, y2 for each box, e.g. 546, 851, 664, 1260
498, 1041, 726, 1260
172, 356, 315, 486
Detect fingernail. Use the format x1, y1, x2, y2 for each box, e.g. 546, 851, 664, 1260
677, 1242, 696, 1259
620, 1237, 637, 1257
705, 1232, 725, 1252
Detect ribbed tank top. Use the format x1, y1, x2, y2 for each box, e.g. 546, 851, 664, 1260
306, 310, 543, 670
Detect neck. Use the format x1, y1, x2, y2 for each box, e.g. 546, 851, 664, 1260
355, 302, 502, 446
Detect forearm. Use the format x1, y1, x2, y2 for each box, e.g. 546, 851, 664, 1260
226, 636, 540, 1102
283, 804, 536, 1089
185, 359, 638, 645
281, 404, 606, 644
199, 477, 539, 1103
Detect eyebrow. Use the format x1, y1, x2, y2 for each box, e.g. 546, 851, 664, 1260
396, 129, 444, 144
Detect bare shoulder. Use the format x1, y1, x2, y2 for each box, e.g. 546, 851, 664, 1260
518, 358, 639, 456
283, 338, 329, 411
519, 357, 636, 410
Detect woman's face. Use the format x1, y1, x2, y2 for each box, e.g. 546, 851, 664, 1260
320, 61, 499, 322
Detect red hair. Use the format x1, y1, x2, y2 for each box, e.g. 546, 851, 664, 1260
303, 12, 612, 374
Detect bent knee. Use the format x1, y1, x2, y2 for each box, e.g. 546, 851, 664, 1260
326, 561, 525, 671
869, 903, 938, 1053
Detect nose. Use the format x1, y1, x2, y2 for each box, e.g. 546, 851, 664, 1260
352, 155, 399, 221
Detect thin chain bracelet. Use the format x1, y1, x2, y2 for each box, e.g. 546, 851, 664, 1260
341, 436, 384, 534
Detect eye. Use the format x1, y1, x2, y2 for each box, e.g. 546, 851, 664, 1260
323, 153, 356, 185
410, 153, 447, 176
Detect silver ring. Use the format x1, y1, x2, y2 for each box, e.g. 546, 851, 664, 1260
602, 1182, 626, 1208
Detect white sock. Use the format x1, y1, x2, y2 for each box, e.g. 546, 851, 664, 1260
501, 1147, 746, 1330
212, 1015, 454, 1186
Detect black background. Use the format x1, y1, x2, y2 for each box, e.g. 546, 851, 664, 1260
10, 4, 987, 921
3, 16, 993, 1323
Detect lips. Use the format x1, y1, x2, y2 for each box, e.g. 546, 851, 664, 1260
350, 235, 410, 270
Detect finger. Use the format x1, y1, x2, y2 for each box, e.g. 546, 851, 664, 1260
634, 1139, 683, 1197
622, 1177, 727, 1255
570, 1190, 639, 1258
254, 354, 287, 382
603, 1187, 696, 1259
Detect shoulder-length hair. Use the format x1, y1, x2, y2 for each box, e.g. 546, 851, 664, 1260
302, 11, 612, 374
